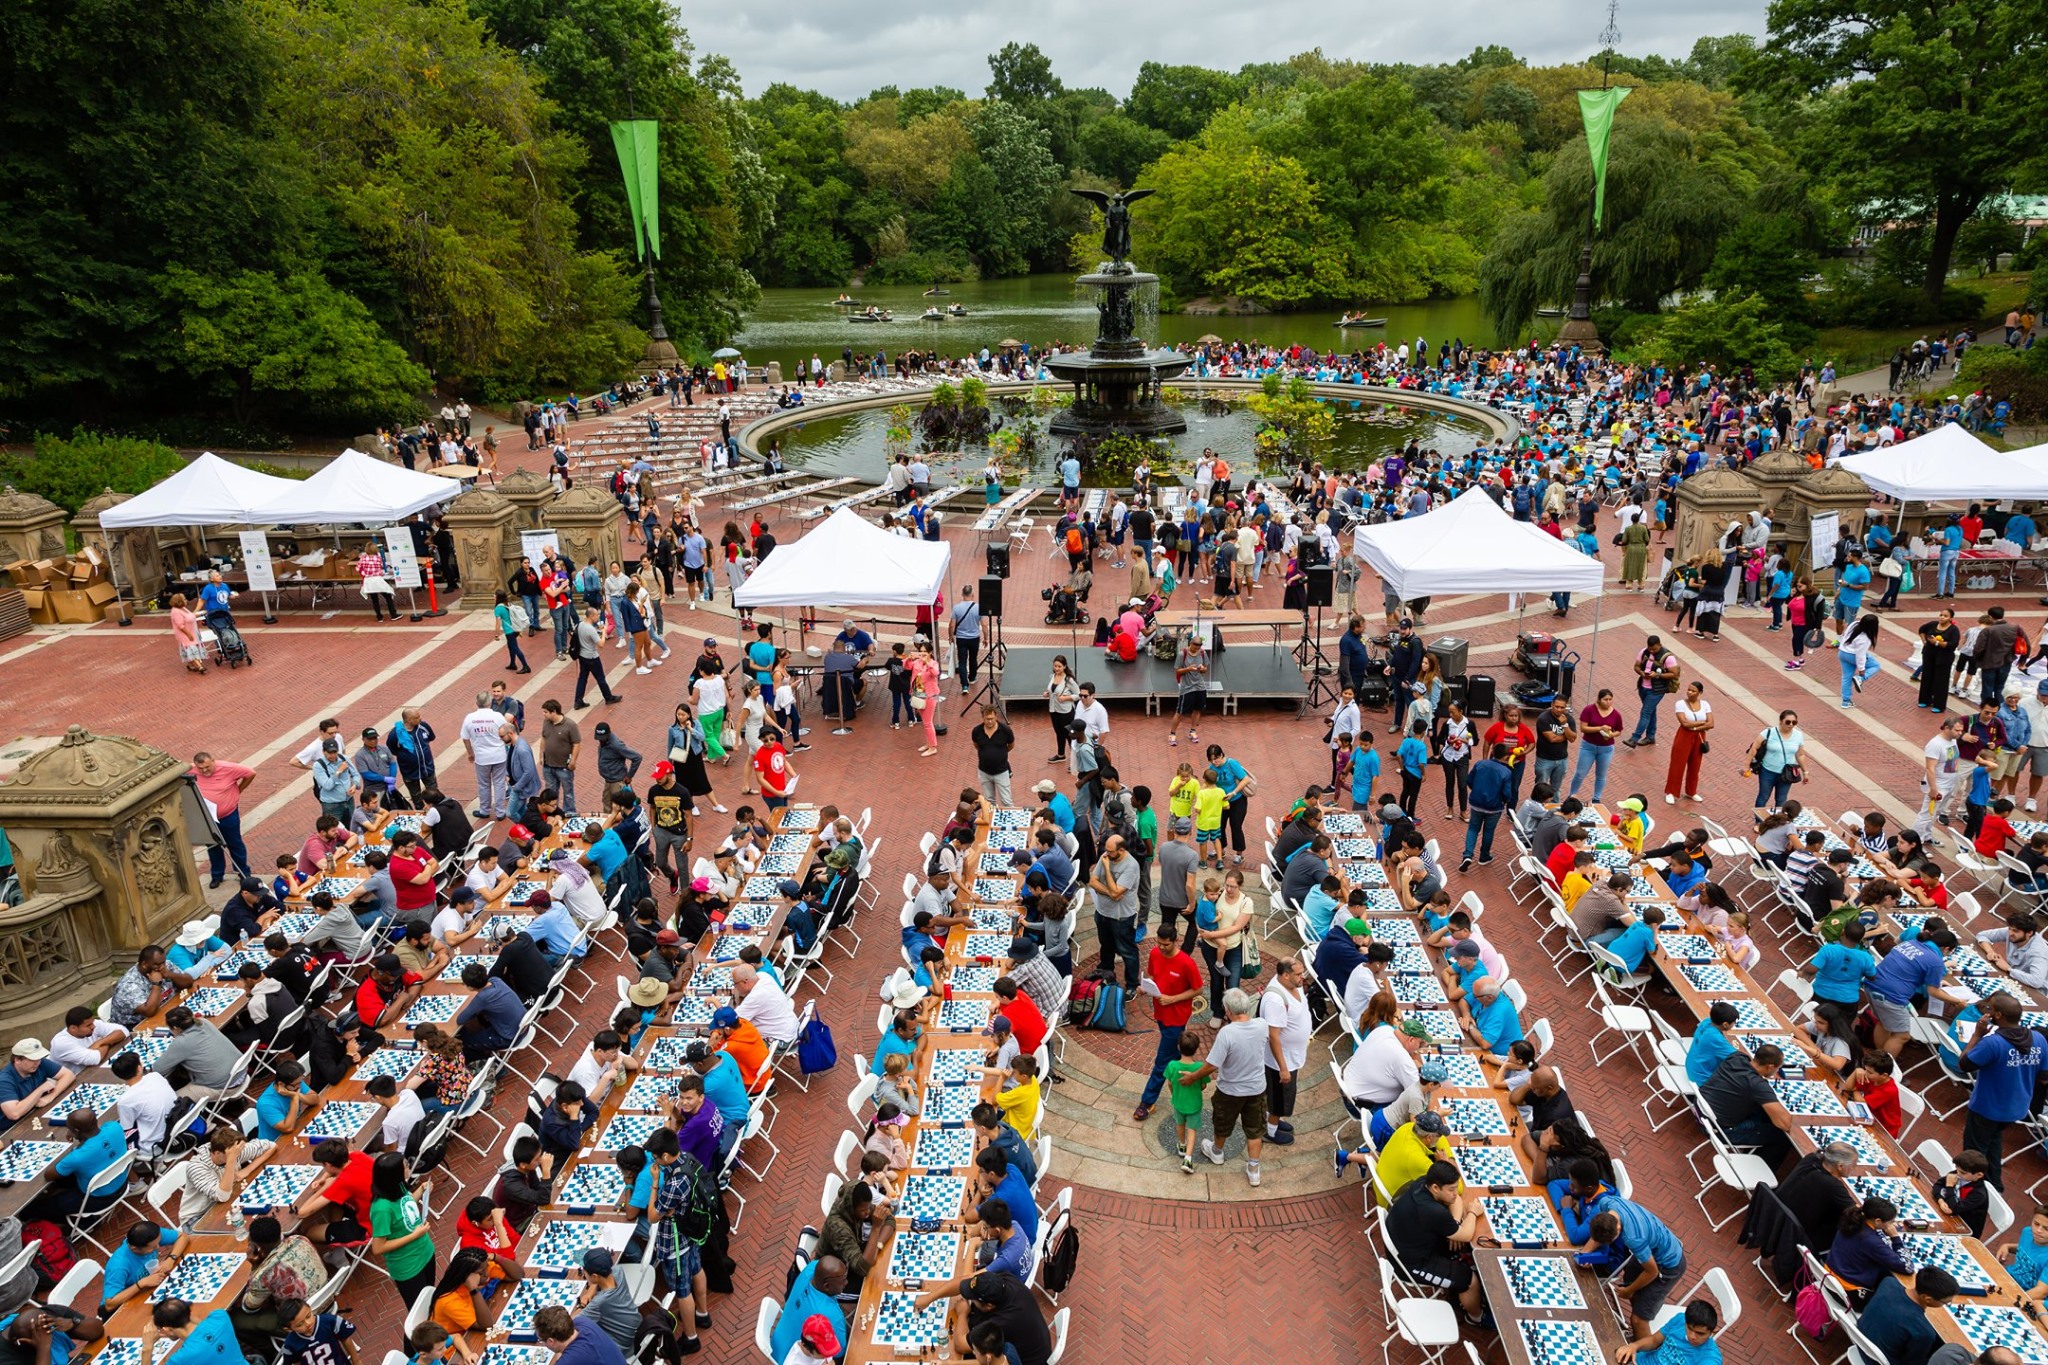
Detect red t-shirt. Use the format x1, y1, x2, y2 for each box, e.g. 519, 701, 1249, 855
1484, 722, 1535, 766
1861, 1076, 1903, 1138
390, 851, 436, 911
1147, 947, 1204, 1029
355, 972, 420, 1027
1975, 814, 2016, 857
320, 1151, 376, 1222
1109, 631, 1137, 662
1544, 841, 1582, 888
753, 743, 790, 797
998, 995, 1047, 1055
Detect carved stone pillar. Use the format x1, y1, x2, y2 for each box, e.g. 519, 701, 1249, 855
73, 489, 166, 605
496, 469, 556, 533
547, 487, 626, 578
1742, 448, 1814, 524
1788, 466, 1877, 586
0, 726, 208, 1038
441, 489, 520, 610
1671, 468, 1762, 568
0, 487, 68, 571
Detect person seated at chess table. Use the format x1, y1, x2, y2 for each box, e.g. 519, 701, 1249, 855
1857, 1265, 1960, 1365
365, 1072, 428, 1156
294, 1138, 376, 1246
1828, 1195, 1913, 1303
568, 1030, 641, 1107
253, 1059, 320, 1141
533, 1082, 599, 1178
392, 919, 448, 983
428, 1246, 505, 1355
965, 1146, 1038, 1246
453, 1194, 524, 1293
0, 1300, 104, 1365
231, 1215, 329, 1339
277, 1295, 357, 1365
298, 889, 369, 962
706, 1007, 771, 1096
164, 918, 231, 980
300, 1008, 364, 1093
1932, 1148, 1994, 1240
521, 891, 586, 968
47, 1006, 127, 1075
0, 1038, 76, 1136
456, 849, 514, 915
294, 815, 357, 882
489, 1136, 554, 1235
1615, 1296, 1725, 1365
1375, 1109, 1456, 1209
1386, 1160, 1487, 1325
154, 1005, 243, 1093
1583, 1199, 1688, 1339
1455, 975, 1524, 1067
348, 784, 390, 839
100, 1223, 186, 1316
220, 961, 293, 1052
1507, 1065, 1575, 1169
903, 902, 973, 963
219, 876, 284, 948
356, 954, 426, 1034
1386, 832, 1443, 914
176, 1124, 273, 1233
1549, 1156, 1623, 1254
258, 936, 320, 1013
821, 1181, 891, 1304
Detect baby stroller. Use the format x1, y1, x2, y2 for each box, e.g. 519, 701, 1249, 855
205, 608, 253, 668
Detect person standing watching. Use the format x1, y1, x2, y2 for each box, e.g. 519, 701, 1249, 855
189, 752, 256, 887
572, 608, 620, 709
460, 692, 509, 821
949, 583, 982, 685
1088, 835, 1142, 992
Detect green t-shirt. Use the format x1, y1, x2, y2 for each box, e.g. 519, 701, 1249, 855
1163, 1058, 1210, 1117
372, 1193, 434, 1279
1136, 807, 1158, 849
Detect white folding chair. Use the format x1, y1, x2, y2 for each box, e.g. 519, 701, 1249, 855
1046, 1307, 1071, 1365
752, 1297, 781, 1364
48, 1259, 99, 1315
846, 1073, 881, 1119
1376, 1257, 1459, 1364
818, 1172, 843, 1221
1585, 975, 1656, 1069
831, 1130, 862, 1177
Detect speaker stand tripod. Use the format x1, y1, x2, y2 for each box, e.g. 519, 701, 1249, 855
961, 614, 1009, 720
1299, 603, 1340, 709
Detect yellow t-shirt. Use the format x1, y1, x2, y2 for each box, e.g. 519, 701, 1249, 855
1194, 785, 1227, 832
1560, 870, 1592, 909
996, 1077, 1041, 1141
1375, 1122, 1457, 1207
1169, 776, 1198, 819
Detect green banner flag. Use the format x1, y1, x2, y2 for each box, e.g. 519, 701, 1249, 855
1577, 87, 1631, 232
609, 120, 662, 260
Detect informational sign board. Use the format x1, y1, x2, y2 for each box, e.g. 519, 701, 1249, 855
382, 527, 423, 589
1810, 512, 1840, 571
238, 531, 276, 592
520, 529, 562, 566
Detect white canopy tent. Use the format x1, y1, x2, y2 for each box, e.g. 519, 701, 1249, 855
2001, 439, 2048, 478
1837, 424, 2045, 501
734, 506, 952, 609
250, 448, 457, 524
98, 452, 299, 528
1352, 487, 1608, 599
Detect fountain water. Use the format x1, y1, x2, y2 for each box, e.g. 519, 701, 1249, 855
1046, 189, 1190, 440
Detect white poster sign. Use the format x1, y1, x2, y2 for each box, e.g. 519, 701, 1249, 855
520, 529, 562, 566
1811, 511, 1840, 572
238, 531, 276, 592
382, 527, 423, 589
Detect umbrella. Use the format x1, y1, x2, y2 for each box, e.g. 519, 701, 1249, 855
712, 347, 743, 359
1196, 333, 1223, 345
998, 338, 1021, 348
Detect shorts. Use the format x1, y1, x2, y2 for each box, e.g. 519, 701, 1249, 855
684, 566, 705, 586
2031, 747, 2048, 779
1177, 690, 1206, 717
1622, 1253, 1683, 1320
660, 1238, 703, 1285
1997, 749, 2025, 781
1406, 1254, 1473, 1295
1196, 827, 1222, 845
1170, 815, 1194, 836
1210, 1088, 1267, 1143
1868, 993, 1915, 1033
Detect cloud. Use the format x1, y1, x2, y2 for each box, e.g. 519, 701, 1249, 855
691, 1, 1772, 102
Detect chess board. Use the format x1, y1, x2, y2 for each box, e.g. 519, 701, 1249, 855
978, 853, 1015, 876
671, 995, 717, 1028
962, 933, 1012, 959
439, 955, 496, 982
911, 1127, 975, 1169
384, 814, 423, 834
1679, 963, 1744, 992
645, 1037, 697, 1072
706, 934, 759, 964
403, 994, 463, 1027
1949, 1304, 2048, 1364
1388, 974, 1448, 1005
593, 1114, 665, 1152
482, 916, 531, 940
1736, 1033, 1806, 1059
478, 1349, 556, 1365
526, 1219, 631, 1275
897, 1174, 969, 1221
1432, 1054, 1490, 1089
307, 877, 364, 899
1703, 997, 1778, 1029
1502, 1255, 1586, 1310
935, 999, 990, 1032
621, 1075, 684, 1111
724, 903, 778, 931
1387, 946, 1434, 975
1518, 1318, 1603, 1365
1769, 1079, 1849, 1116
1450, 1144, 1527, 1188
987, 830, 1026, 853
1901, 1234, 1996, 1293
1362, 916, 1419, 944
149, 1251, 246, 1303
303, 1101, 379, 1141
0, 1141, 68, 1183
741, 876, 785, 899
687, 966, 735, 996
2026, 1012, 2048, 1033
990, 809, 1031, 830
1344, 862, 1390, 888
272, 913, 321, 939
1946, 948, 2000, 978
1802, 1126, 1890, 1168
1656, 934, 1721, 963
47, 1084, 128, 1123
972, 878, 1018, 903
1407, 1011, 1462, 1044
1625, 876, 1660, 899
114, 1034, 170, 1069
872, 1290, 953, 1350
558, 816, 600, 836
554, 1162, 629, 1209
1358, 890, 1405, 914
948, 965, 998, 994
94, 1340, 175, 1365
928, 1051, 985, 1086
1323, 812, 1367, 836
886, 1230, 962, 1285
497, 1279, 586, 1340
968, 906, 1015, 932
923, 1084, 979, 1126
1441, 1098, 1512, 1138
1591, 849, 1634, 872
1849, 858, 1885, 882
1894, 913, 1931, 935
239, 1164, 321, 1212
768, 834, 812, 855
1966, 976, 2028, 1003
1332, 839, 1376, 860
1481, 1195, 1560, 1245
351, 1047, 420, 1083
216, 947, 269, 978
757, 854, 803, 876
1847, 1176, 1940, 1225
506, 880, 548, 906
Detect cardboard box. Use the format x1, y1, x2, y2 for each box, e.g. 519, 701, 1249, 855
19, 586, 51, 622
101, 603, 130, 624
3, 561, 35, 587
83, 582, 118, 609
47, 589, 99, 624
68, 562, 94, 585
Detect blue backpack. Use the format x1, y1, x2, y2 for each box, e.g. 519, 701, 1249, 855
796, 1017, 838, 1074
1084, 979, 1128, 1032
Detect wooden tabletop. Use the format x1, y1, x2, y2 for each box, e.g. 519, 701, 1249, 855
1476, 1247, 1632, 1365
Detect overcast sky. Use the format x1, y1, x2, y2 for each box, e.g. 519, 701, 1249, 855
694, 1, 1774, 102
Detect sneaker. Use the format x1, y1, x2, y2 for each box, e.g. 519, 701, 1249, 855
1265, 1126, 1295, 1145
1790, 659, 1804, 669
1201, 1138, 1226, 1165
1333, 1139, 1350, 1179
1245, 1160, 1261, 1187
792, 743, 813, 753
1459, 857, 1473, 872
713, 803, 728, 813
1276, 1119, 1293, 1132
2028, 800, 2039, 813
1478, 856, 1495, 866
1181, 1154, 1194, 1174
1665, 794, 1676, 804
636, 666, 654, 675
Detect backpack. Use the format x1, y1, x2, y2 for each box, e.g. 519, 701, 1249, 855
1792, 1269, 1836, 1340
1065, 976, 1099, 1027
22, 1221, 73, 1291
667, 1154, 719, 1247
796, 1017, 838, 1074
1065, 527, 1084, 555
1084, 978, 1128, 1032
1039, 1221, 1080, 1294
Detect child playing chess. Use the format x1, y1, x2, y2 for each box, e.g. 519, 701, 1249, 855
783, 1314, 841, 1365
1844, 1051, 1904, 1138
278, 1296, 357, 1365
989, 1053, 1041, 1142
1615, 1296, 1722, 1365
1163, 1033, 1210, 1174
862, 1106, 912, 1180
1720, 911, 1756, 968
1997, 1202, 2048, 1301
405, 1322, 457, 1365
874, 1051, 920, 1116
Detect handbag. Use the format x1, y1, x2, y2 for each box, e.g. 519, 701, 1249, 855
1878, 558, 1903, 578
1784, 763, 1806, 783
910, 694, 927, 712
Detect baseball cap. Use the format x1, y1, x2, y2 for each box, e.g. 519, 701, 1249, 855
710, 1007, 740, 1030
1031, 779, 1057, 796
1418, 1059, 1450, 1084
681, 1039, 712, 1063
651, 760, 674, 782
776, 879, 803, 899
690, 877, 713, 894
800, 1316, 842, 1356
581, 1249, 614, 1276
1343, 917, 1372, 938
703, 636, 719, 647
655, 929, 682, 946
12, 1040, 48, 1061
1618, 797, 1645, 813
1413, 1111, 1449, 1137
450, 885, 477, 904
238, 876, 265, 893
372, 953, 403, 974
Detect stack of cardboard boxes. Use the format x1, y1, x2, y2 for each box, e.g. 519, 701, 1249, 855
5, 548, 124, 625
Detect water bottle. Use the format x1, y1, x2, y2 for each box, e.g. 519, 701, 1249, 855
227, 1201, 247, 1239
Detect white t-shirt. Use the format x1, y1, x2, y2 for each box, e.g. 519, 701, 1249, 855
1340, 967, 1382, 1029
736, 976, 801, 1045
294, 736, 328, 767
462, 709, 508, 764
553, 870, 607, 925
463, 866, 502, 897
1259, 982, 1312, 1071
49, 1022, 120, 1069
1340, 1023, 1417, 1108
381, 1088, 426, 1152
567, 1047, 613, 1098
1675, 698, 1712, 727
117, 1072, 179, 1153
1926, 735, 1961, 793
693, 674, 728, 714
432, 904, 472, 943
1073, 699, 1110, 742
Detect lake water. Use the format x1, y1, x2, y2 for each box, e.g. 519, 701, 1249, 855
734, 274, 1515, 379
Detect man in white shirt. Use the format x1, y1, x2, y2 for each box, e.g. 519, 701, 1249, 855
367, 1074, 426, 1153
732, 964, 801, 1045
1259, 958, 1313, 1145
460, 692, 511, 820
48, 1007, 127, 1070
1072, 687, 1110, 745
111, 1052, 179, 1156
1979, 913, 2048, 990
290, 720, 344, 773
1339, 1017, 1425, 1112
566, 1029, 638, 1100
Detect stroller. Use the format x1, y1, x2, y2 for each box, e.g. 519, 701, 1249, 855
205, 608, 253, 668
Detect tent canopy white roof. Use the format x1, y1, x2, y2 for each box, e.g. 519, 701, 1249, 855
1837, 424, 2047, 500
98, 452, 299, 528
2001, 438, 2048, 478
733, 506, 951, 608
251, 448, 456, 524
1352, 487, 1606, 598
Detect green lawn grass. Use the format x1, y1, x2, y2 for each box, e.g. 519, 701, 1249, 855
1812, 273, 2034, 376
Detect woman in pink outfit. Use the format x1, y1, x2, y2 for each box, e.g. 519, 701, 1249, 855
909, 641, 942, 756
170, 593, 205, 674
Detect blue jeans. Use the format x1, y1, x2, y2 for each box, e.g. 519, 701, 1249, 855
1756, 766, 1793, 809
1939, 549, 1961, 595
1569, 743, 1614, 800
1839, 651, 1879, 703
1532, 757, 1568, 795
1140, 1023, 1186, 1107
207, 809, 249, 883
550, 605, 575, 656
521, 594, 541, 634
1462, 808, 1503, 862
544, 765, 576, 815
1630, 686, 1664, 742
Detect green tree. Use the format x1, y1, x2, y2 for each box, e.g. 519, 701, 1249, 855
0, 432, 186, 515
967, 102, 1064, 271
1748, 0, 2047, 304
1705, 212, 1818, 327
1137, 142, 1351, 307
987, 42, 1060, 103
1638, 293, 1798, 381
1075, 113, 1170, 187
1126, 62, 1246, 140
746, 84, 857, 285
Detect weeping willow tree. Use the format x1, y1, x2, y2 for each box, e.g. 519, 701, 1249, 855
1478, 114, 1760, 341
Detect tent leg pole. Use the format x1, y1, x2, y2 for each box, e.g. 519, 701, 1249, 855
263, 591, 277, 625
1587, 593, 1603, 706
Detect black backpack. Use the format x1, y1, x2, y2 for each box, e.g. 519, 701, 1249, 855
1040, 1220, 1079, 1294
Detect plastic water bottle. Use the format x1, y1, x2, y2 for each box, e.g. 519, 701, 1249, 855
227, 1201, 247, 1240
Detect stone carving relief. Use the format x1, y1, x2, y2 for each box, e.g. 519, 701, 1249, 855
133, 817, 181, 900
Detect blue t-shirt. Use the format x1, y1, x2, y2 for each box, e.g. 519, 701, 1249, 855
1350, 747, 1381, 804
1964, 1027, 2047, 1122
990, 1166, 1039, 1243
772, 1263, 848, 1362
167, 939, 227, 974
1809, 943, 1876, 1005
0, 1058, 59, 1116
746, 640, 777, 686
1836, 562, 1871, 609
166, 1306, 245, 1365
629, 1160, 656, 1211
1649, 1338, 1723, 1365
55, 1122, 128, 1190
1969, 764, 1994, 807
1472, 994, 1524, 1053
1664, 864, 1707, 898
102, 1227, 178, 1307
1609, 1197, 1684, 1269
871, 1028, 920, 1078
1685, 1019, 1737, 1086
1869, 938, 1944, 1003
1047, 794, 1075, 834
1397, 738, 1429, 779
254, 1082, 310, 1140
700, 1051, 751, 1127
1302, 887, 1341, 941
584, 830, 628, 881
2011, 1226, 2048, 1288
1212, 758, 1249, 802
1608, 920, 1658, 973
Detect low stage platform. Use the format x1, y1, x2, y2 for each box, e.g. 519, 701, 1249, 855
995, 644, 1309, 716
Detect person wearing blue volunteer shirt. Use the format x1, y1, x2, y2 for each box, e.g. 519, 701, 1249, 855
37, 1109, 128, 1220
770, 1257, 848, 1363
144, 1298, 241, 1365
1959, 992, 2048, 1189
0, 1301, 102, 1365
1584, 1197, 1686, 1337
1617, 1298, 1725, 1365
2004, 508, 2038, 550
1460, 975, 1523, 1064
974, 1145, 1039, 1244
871, 993, 924, 1077
165, 918, 228, 975
1300, 875, 1343, 941
1606, 903, 1664, 974
686, 1038, 751, 1135
1804, 925, 1878, 1006
1937, 515, 1966, 598
1866, 925, 1967, 1059
101, 1224, 180, 1313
